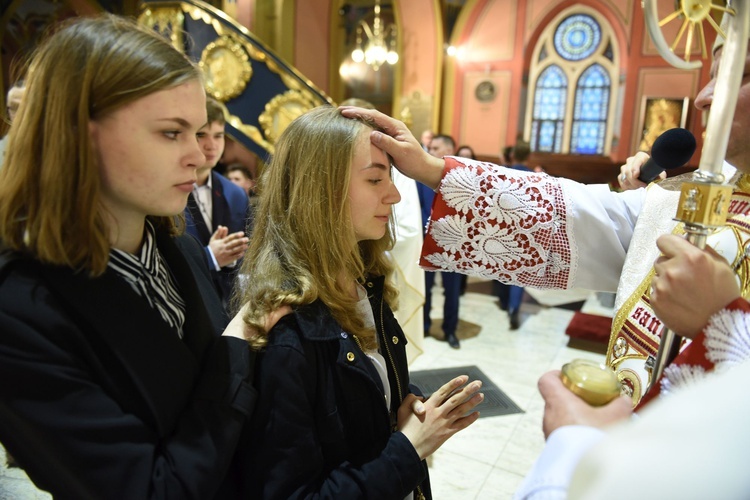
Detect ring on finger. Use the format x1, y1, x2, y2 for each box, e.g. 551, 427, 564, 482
620, 173, 627, 182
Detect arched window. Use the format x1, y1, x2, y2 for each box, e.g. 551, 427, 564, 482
571, 64, 610, 154
525, 8, 619, 155
531, 66, 567, 153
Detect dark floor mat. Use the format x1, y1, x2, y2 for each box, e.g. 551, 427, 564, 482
409, 365, 524, 418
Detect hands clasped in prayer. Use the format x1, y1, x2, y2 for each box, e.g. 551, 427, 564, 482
401, 376, 483, 459
209, 225, 249, 267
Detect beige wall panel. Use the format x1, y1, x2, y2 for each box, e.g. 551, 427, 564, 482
460, 70, 512, 156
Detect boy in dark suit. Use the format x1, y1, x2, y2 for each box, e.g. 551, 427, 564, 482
185, 97, 250, 311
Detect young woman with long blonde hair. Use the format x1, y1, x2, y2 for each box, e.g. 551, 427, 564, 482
231, 106, 483, 499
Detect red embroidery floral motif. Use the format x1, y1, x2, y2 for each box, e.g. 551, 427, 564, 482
420, 157, 572, 290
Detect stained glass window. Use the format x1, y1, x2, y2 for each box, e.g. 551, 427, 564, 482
530, 65, 567, 153
553, 14, 602, 61
571, 64, 610, 154
528, 10, 617, 155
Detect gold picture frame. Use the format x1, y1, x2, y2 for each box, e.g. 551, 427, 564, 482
637, 97, 690, 152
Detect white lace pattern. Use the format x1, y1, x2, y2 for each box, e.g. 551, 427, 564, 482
705, 308, 750, 370
423, 160, 573, 289
660, 364, 707, 397
661, 306, 750, 397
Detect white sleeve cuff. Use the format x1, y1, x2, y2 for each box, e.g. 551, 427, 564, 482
513, 425, 606, 500
206, 246, 221, 271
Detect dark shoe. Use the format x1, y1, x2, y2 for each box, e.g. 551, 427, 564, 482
509, 309, 520, 330
446, 334, 460, 349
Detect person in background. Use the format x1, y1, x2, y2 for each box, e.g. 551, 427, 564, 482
184, 97, 250, 312
420, 130, 434, 152
0, 77, 25, 467
455, 144, 476, 296
220, 135, 259, 180
422, 134, 463, 349
499, 140, 532, 329
0, 15, 256, 498
228, 106, 483, 498
391, 163, 428, 363
500, 144, 514, 166
0, 79, 25, 164
493, 143, 514, 314
509, 141, 532, 172
226, 164, 256, 197
225, 164, 258, 246
456, 145, 475, 159
4, 80, 24, 123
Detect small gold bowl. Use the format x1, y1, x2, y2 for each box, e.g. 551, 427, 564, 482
560, 359, 621, 406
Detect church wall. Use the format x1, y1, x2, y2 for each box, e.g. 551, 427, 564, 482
293, 0, 331, 93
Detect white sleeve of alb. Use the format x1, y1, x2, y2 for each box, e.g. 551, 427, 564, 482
513, 425, 606, 500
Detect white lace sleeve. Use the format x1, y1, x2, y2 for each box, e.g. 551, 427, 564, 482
420, 157, 643, 291
705, 307, 750, 370
660, 302, 750, 397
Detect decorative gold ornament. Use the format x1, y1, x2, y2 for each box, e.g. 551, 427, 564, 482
655, 0, 733, 62
258, 90, 318, 145
475, 80, 497, 103
613, 336, 628, 358
137, 6, 185, 53
675, 180, 733, 227
199, 35, 253, 102
617, 368, 640, 406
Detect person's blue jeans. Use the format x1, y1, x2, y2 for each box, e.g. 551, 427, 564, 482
495, 283, 524, 312
507, 284, 524, 312
424, 271, 462, 337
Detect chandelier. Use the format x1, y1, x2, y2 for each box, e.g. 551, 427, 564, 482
351, 0, 398, 71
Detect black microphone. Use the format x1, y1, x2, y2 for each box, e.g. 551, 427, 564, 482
638, 128, 696, 183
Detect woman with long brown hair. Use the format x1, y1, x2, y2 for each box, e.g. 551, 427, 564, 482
0, 15, 254, 498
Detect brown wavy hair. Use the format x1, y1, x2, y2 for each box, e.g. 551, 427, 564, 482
0, 15, 202, 275
237, 106, 398, 351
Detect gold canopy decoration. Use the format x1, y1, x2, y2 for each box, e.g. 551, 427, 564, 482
139, 0, 333, 157
199, 34, 253, 102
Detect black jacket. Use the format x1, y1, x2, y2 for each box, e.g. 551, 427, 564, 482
229, 275, 431, 499
0, 232, 255, 499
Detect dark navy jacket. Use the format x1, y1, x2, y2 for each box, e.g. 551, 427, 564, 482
228, 276, 431, 499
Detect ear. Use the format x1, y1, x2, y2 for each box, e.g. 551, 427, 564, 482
87, 120, 105, 168
88, 119, 98, 138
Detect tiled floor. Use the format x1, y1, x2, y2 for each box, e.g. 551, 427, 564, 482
0, 280, 608, 499
415, 283, 607, 499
